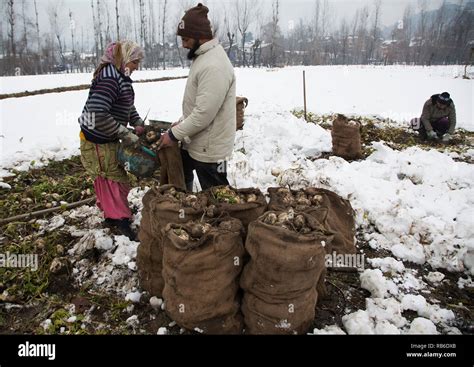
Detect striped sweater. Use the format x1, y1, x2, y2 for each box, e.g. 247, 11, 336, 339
78, 64, 141, 143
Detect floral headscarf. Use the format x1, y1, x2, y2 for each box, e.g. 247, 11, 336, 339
93, 41, 145, 79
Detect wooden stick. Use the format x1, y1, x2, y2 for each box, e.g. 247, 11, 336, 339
303, 70, 307, 121
0, 76, 187, 100
0, 197, 96, 226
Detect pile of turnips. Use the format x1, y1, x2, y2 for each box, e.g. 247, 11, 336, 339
262, 209, 315, 234
212, 187, 258, 204
161, 187, 200, 209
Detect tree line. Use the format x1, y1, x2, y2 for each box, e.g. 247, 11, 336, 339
1, 0, 473, 76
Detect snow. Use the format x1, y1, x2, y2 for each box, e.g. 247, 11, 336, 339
37, 215, 66, 232
401, 294, 455, 325
458, 276, 473, 289
125, 291, 142, 303
368, 257, 405, 275
425, 271, 445, 284
40, 319, 52, 331
110, 236, 139, 266
311, 325, 346, 335
365, 298, 407, 329
66, 316, 77, 323
0, 182, 11, 189
407, 318, 438, 334
149, 297, 163, 310
360, 269, 398, 298
401, 294, 429, 315
125, 315, 139, 328
342, 310, 375, 334
157, 327, 168, 335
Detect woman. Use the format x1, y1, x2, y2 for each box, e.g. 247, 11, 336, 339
78, 41, 145, 240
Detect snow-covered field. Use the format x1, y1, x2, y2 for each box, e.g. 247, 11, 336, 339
1, 65, 473, 174
1, 65, 473, 334
0, 68, 187, 94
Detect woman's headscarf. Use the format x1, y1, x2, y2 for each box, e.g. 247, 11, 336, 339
93, 41, 145, 79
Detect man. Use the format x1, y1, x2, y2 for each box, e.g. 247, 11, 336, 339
159, 3, 236, 191
418, 92, 456, 143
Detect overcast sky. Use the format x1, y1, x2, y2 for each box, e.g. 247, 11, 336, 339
2, 0, 451, 48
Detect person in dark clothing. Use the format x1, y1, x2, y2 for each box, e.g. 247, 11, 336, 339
415, 92, 456, 143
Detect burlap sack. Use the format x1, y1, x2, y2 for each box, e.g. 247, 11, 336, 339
158, 145, 186, 190
149, 185, 209, 235
236, 97, 248, 131
206, 186, 267, 231
331, 114, 362, 160
137, 185, 208, 297
137, 187, 164, 296
268, 187, 356, 255
162, 218, 245, 334
240, 211, 331, 335
305, 187, 356, 255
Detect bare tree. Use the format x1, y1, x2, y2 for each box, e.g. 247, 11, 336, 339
148, 0, 155, 46
339, 18, 350, 64
320, 0, 330, 38
319, 0, 332, 64
104, 2, 112, 45
174, 0, 193, 68
115, 0, 120, 40
69, 10, 75, 53
33, 0, 40, 53
367, 0, 382, 63
223, 3, 236, 58
313, 0, 320, 41
235, 0, 258, 67
269, 0, 280, 67
402, 4, 414, 64
139, 0, 146, 48
416, 0, 428, 64
7, 0, 15, 63
21, 0, 28, 53
162, 0, 168, 69
356, 6, 369, 64
96, 0, 104, 54
132, 1, 138, 41
91, 0, 99, 62
48, 1, 65, 69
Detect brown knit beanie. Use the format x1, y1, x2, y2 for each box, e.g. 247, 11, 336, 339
177, 3, 213, 40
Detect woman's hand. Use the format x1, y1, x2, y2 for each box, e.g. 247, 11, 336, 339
134, 126, 145, 136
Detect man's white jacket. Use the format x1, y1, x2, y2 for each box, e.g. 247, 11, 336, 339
171, 38, 236, 163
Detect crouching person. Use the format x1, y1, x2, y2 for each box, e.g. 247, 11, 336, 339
415, 92, 456, 143
78, 41, 145, 240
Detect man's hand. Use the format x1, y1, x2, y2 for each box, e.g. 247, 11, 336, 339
158, 132, 177, 150
442, 133, 452, 143
427, 130, 437, 140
